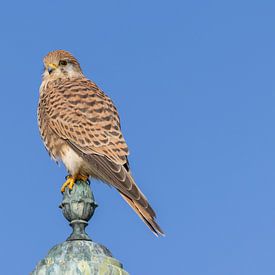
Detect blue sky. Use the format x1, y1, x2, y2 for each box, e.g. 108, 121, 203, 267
0, 1, 274, 274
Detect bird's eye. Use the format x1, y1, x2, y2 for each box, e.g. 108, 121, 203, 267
59, 60, 67, 66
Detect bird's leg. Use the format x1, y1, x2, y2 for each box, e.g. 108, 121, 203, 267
61, 175, 76, 193
68, 175, 88, 189
61, 175, 89, 193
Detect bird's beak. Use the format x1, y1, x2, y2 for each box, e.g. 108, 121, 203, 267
47, 63, 58, 74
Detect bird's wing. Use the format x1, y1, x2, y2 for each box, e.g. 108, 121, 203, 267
46, 78, 128, 165
46, 77, 164, 236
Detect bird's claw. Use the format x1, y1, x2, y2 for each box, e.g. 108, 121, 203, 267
61, 175, 89, 193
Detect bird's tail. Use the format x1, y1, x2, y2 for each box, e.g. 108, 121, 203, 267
119, 191, 164, 236
67, 141, 164, 236
86, 153, 164, 236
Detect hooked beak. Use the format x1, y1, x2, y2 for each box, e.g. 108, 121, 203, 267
47, 63, 58, 74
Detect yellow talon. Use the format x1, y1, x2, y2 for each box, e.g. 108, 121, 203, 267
61, 176, 76, 193
77, 175, 88, 182
68, 178, 75, 190
61, 175, 89, 193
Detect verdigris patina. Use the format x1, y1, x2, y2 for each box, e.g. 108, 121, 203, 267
31, 240, 128, 274
60, 180, 97, 241
31, 180, 129, 275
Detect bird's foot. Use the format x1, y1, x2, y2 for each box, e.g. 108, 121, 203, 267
61, 175, 88, 193
61, 176, 75, 193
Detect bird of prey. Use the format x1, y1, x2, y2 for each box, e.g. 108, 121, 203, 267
38, 50, 164, 236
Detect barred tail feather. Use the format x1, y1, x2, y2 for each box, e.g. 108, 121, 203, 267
119, 192, 164, 236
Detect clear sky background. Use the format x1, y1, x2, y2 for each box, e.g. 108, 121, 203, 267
0, 1, 274, 274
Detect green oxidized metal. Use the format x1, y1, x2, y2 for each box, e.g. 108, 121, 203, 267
31, 180, 129, 275
31, 241, 128, 275
60, 180, 97, 241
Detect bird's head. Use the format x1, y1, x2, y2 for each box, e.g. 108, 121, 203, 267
42, 50, 83, 81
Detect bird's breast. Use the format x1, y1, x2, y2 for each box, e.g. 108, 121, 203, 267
60, 145, 85, 176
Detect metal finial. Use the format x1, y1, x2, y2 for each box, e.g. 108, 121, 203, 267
59, 180, 97, 241
31, 179, 129, 274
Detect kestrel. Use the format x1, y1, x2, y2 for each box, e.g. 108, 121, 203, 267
38, 50, 164, 236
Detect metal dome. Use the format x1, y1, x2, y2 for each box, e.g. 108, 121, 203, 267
31, 240, 128, 275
